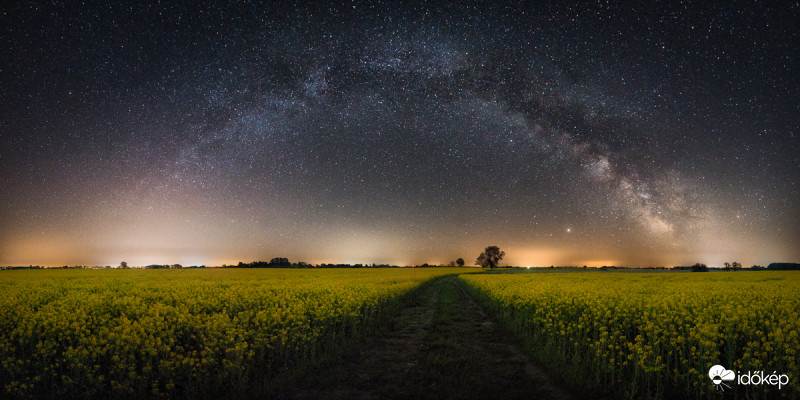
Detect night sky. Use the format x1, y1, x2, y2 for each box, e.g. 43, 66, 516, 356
1, 1, 798, 268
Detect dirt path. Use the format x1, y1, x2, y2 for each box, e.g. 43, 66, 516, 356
289, 275, 572, 399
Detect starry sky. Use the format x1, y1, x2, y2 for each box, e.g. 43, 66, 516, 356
1, 1, 798, 268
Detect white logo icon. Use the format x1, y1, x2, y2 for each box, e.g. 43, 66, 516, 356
709, 365, 736, 390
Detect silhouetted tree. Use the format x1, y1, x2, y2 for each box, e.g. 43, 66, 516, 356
691, 263, 708, 272
456, 258, 465, 267
120, 261, 128, 269
724, 261, 742, 271
475, 246, 505, 269
269, 257, 290, 267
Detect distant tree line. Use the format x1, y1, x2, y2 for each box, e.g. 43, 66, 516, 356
221, 259, 446, 268
0, 265, 46, 270
767, 262, 800, 270
724, 262, 742, 271
222, 259, 404, 268
145, 264, 187, 269
225, 258, 294, 268
4, 259, 797, 271
667, 262, 800, 272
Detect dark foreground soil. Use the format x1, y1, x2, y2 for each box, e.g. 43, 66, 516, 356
286, 275, 573, 400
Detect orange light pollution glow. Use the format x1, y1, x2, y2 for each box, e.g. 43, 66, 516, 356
0, 194, 795, 268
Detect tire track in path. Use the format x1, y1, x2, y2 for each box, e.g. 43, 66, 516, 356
290, 275, 573, 400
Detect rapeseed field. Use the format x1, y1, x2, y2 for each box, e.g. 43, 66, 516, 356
460, 271, 800, 399
0, 268, 456, 399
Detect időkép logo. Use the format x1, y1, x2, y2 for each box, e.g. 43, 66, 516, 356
709, 364, 789, 391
